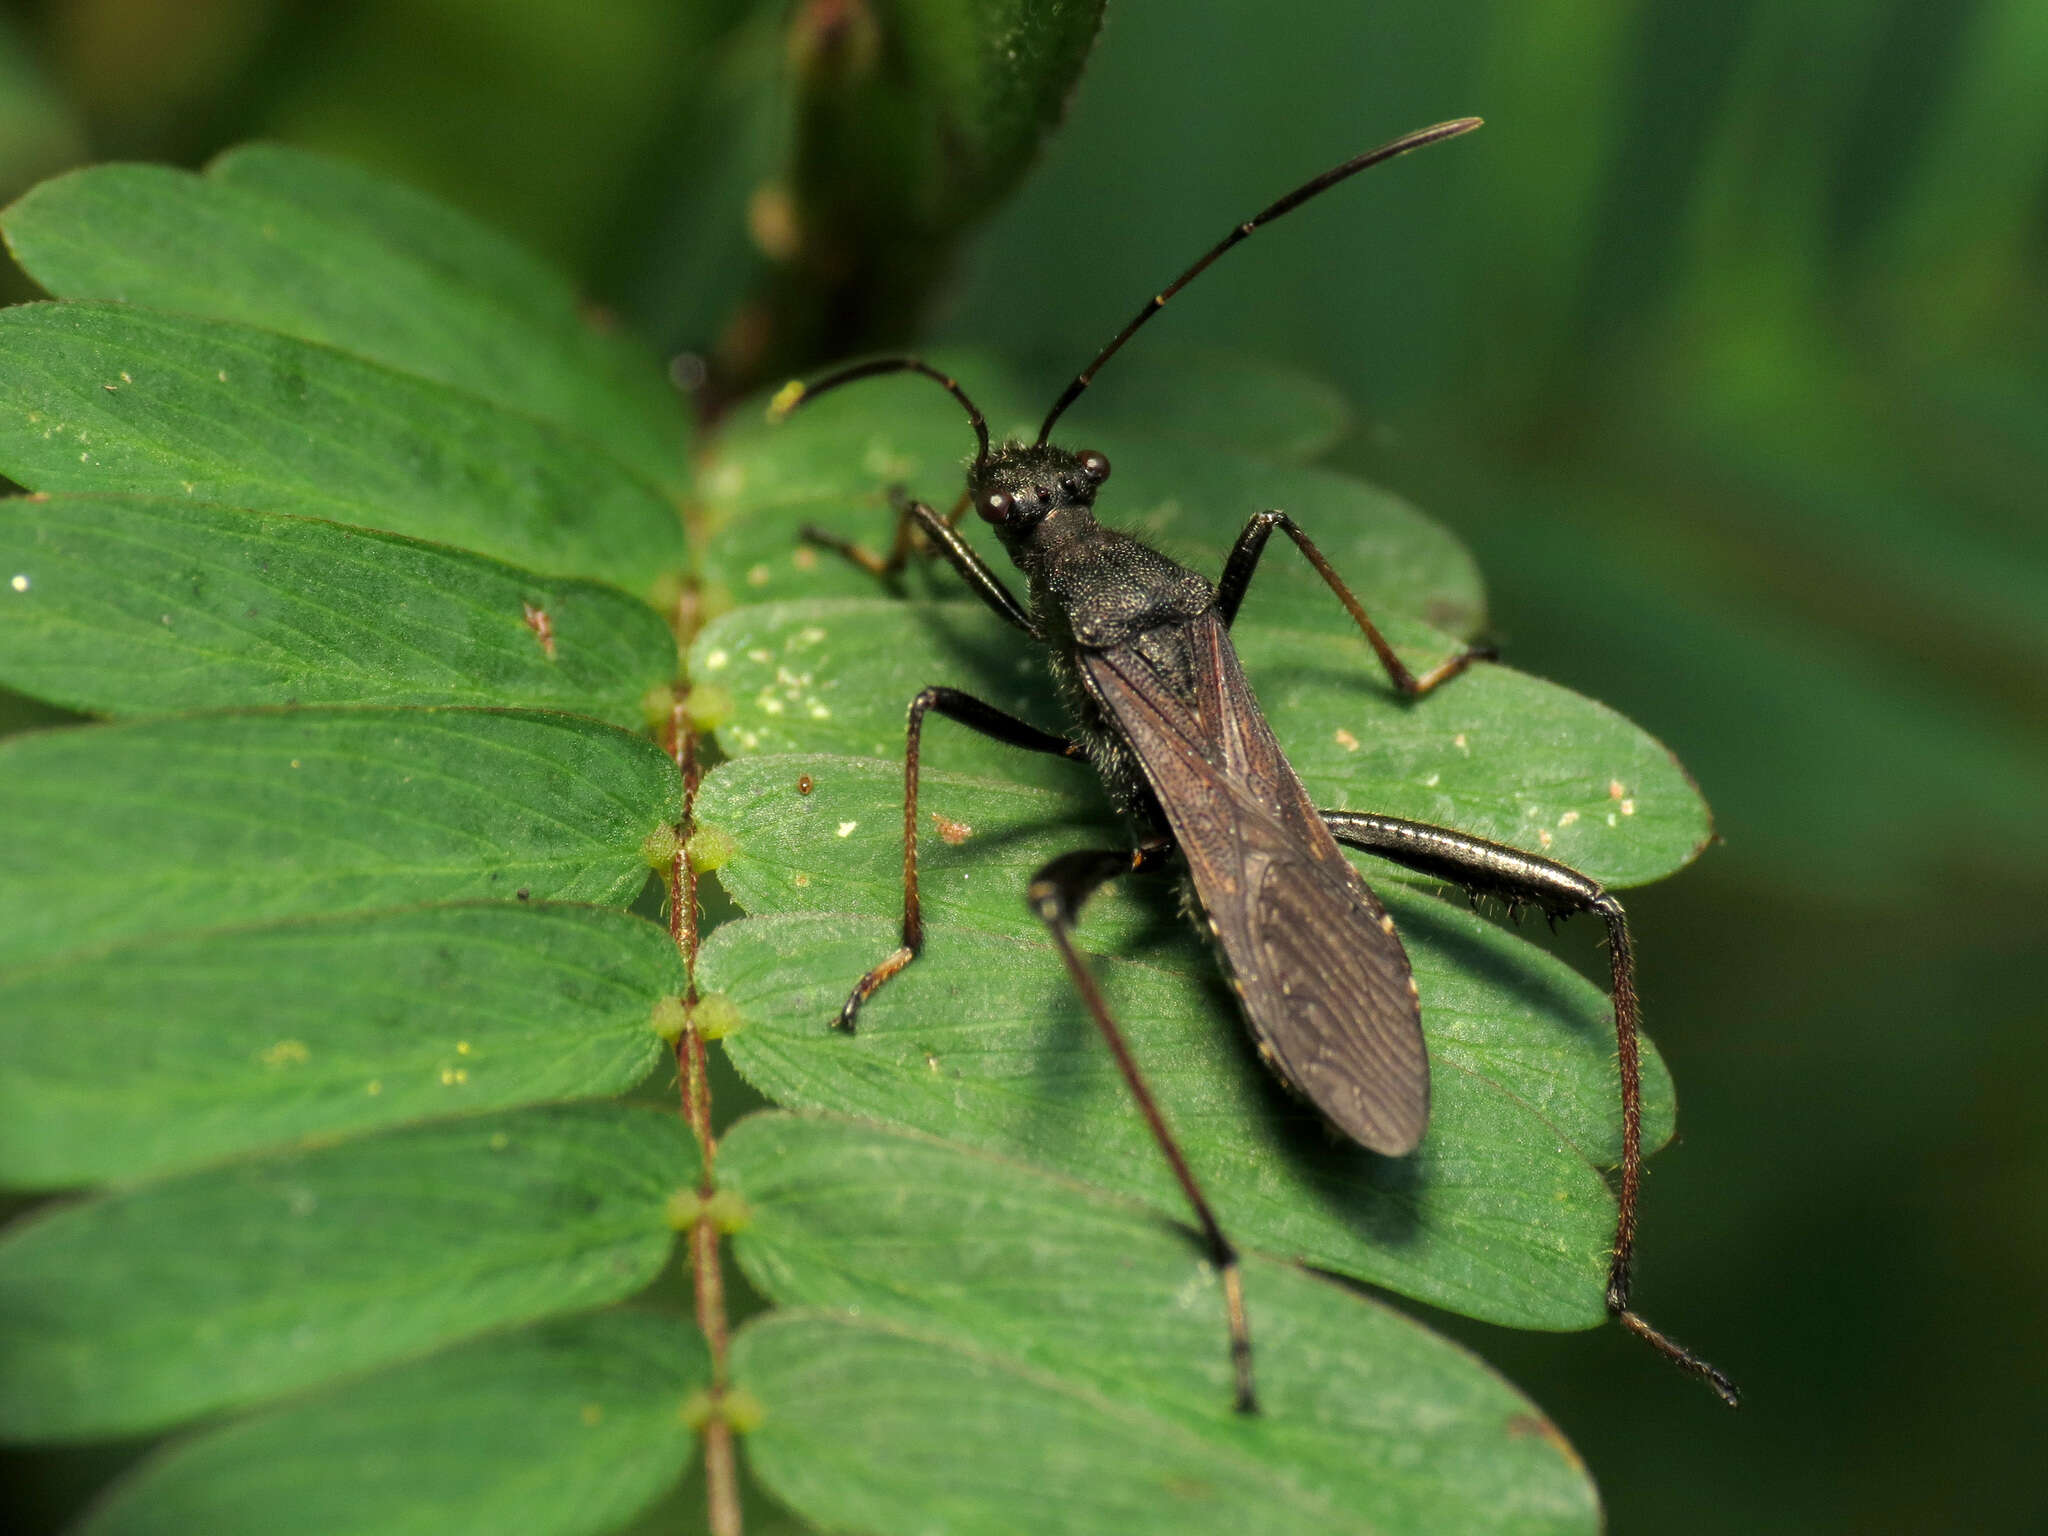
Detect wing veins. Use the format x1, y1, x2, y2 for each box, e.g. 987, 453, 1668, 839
1082, 613, 1429, 1153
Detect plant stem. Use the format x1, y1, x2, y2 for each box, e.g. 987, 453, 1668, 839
667, 698, 742, 1536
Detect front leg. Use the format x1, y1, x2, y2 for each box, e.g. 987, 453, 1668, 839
835, 687, 1080, 1031
802, 493, 1039, 638
1320, 808, 1740, 1408
1215, 510, 1491, 695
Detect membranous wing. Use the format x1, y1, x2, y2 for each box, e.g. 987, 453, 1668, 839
1081, 611, 1428, 1155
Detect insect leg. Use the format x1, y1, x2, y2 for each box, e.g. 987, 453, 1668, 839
1214, 511, 1492, 695
1319, 809, 1740, 1408
834, 687, 1079, 1032
1027, 845, 1259, 1415
802, 495, 1039, 637
798, 493, 925, 577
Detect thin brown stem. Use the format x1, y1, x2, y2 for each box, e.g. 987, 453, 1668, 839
666, 695, 743, 1536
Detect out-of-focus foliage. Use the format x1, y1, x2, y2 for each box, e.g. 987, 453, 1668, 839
0, 0, 2042, 1531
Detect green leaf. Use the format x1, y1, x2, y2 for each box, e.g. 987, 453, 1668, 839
726, 1116, 1596, 1536
2, 150, 689, 495
702, 370, 1481, 636
217, 141, 694, 498
0, 303, 687, 595
0, 495, 678, 724
701, 911, 1671, 1329
0, 902, 679, 1189
691, 599, 1706, 887
0, 1103, 692, 1440
74, 1312, 705, 1536
0, 707, 679, 968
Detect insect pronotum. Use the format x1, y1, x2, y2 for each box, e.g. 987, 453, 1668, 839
771, 117, 1735, 1413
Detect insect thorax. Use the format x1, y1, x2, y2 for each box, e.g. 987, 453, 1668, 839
1026, 525, 1215, 825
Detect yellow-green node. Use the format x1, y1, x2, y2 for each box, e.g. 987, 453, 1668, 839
720, 1387, 767, 1434
693, 582, 736, 628
641, 823, 680, 869
691, 991, 743, 1041
687, 826, 737, 873
766, 379, 806, 420
649, 995, 690, 1044
644, 567, 685, 619
683, 683, 733, 729
639, 683, 680, 734
678, 1389, 715, 1432
663, 1189, 703, 1230
704, 1189, 752, 1234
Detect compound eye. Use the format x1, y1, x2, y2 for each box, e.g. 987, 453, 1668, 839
979, 489, 1013, 524
1077, 449, 1111, 483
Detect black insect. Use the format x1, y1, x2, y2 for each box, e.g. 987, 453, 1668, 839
772, 118, 1734, 1413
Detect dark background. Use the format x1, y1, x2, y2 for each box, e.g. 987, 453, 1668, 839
3, 2, 2043, 1530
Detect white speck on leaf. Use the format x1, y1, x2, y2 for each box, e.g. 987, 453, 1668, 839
836, 820, 858, 838
8, 575, 26, 593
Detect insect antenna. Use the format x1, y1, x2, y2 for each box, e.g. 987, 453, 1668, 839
1036, 116, 1483, 445
770, 355, 992, 464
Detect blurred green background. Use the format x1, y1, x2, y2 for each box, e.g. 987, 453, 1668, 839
3, 1, 2042, 1530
